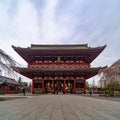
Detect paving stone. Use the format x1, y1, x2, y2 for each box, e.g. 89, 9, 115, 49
0, 95, 120, 120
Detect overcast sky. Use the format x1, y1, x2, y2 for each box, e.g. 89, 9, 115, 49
0, 0, 120, 85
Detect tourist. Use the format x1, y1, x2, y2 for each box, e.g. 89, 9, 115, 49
22, 87, 26, 96
90, 90, 92, 96
56, 88, 59, 95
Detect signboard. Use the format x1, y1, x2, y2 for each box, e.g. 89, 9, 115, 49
76, 80, 84, 83
34, 80, 42, 83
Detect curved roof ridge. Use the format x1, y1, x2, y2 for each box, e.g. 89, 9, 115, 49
31, 44, 88, 47
12, 44, 106, 50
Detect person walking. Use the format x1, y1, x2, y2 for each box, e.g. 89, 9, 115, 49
22, 87, 26, 96
90, 90, 92, 96
56, 88, 58, 95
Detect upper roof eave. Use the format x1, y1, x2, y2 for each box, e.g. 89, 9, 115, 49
12, 44, 106, 64
12, 44, 106, 51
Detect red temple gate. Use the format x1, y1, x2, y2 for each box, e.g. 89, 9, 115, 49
12, 44, 106, 94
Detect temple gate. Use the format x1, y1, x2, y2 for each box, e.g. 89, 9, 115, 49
12, 44, 106, 94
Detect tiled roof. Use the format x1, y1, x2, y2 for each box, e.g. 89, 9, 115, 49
0, 75, 19, 85
12, 44, 106, 64
30, 44, 89, 50
14, 67, 104, 72
13, 66, 106, 79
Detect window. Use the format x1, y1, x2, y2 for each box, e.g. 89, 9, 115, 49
34, 83, 42, 88
9, 86, 15, 91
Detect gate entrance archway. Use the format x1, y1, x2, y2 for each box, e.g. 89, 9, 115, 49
55, 80, 63, 94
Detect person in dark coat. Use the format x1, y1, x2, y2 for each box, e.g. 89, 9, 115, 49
90, 90, 92, 96
22, 87, 26, 96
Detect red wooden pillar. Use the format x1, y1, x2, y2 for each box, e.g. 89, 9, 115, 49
2, 86, 5, 94
42, 79, 44, 93
74, 79, 76, 94
32, 79, 34, 93
52, 80, 54, 93
64, 80, 66, 93
15, 85, 17, 93
84, 79, 86, 93
5, 85, 8, 94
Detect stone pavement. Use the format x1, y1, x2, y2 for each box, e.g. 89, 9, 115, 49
81, 94, 120, 102
0, 94, 120, 120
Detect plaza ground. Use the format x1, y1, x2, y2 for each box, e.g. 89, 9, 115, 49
0, 94, 120, 120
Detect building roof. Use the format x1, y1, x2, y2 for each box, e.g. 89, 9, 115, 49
100, 59, 120, 75
12, 44, 106, 64
0, 75, 19, 85
13, 66, 106, 79
30, 44, 89, 50
12, 44, 106, 50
